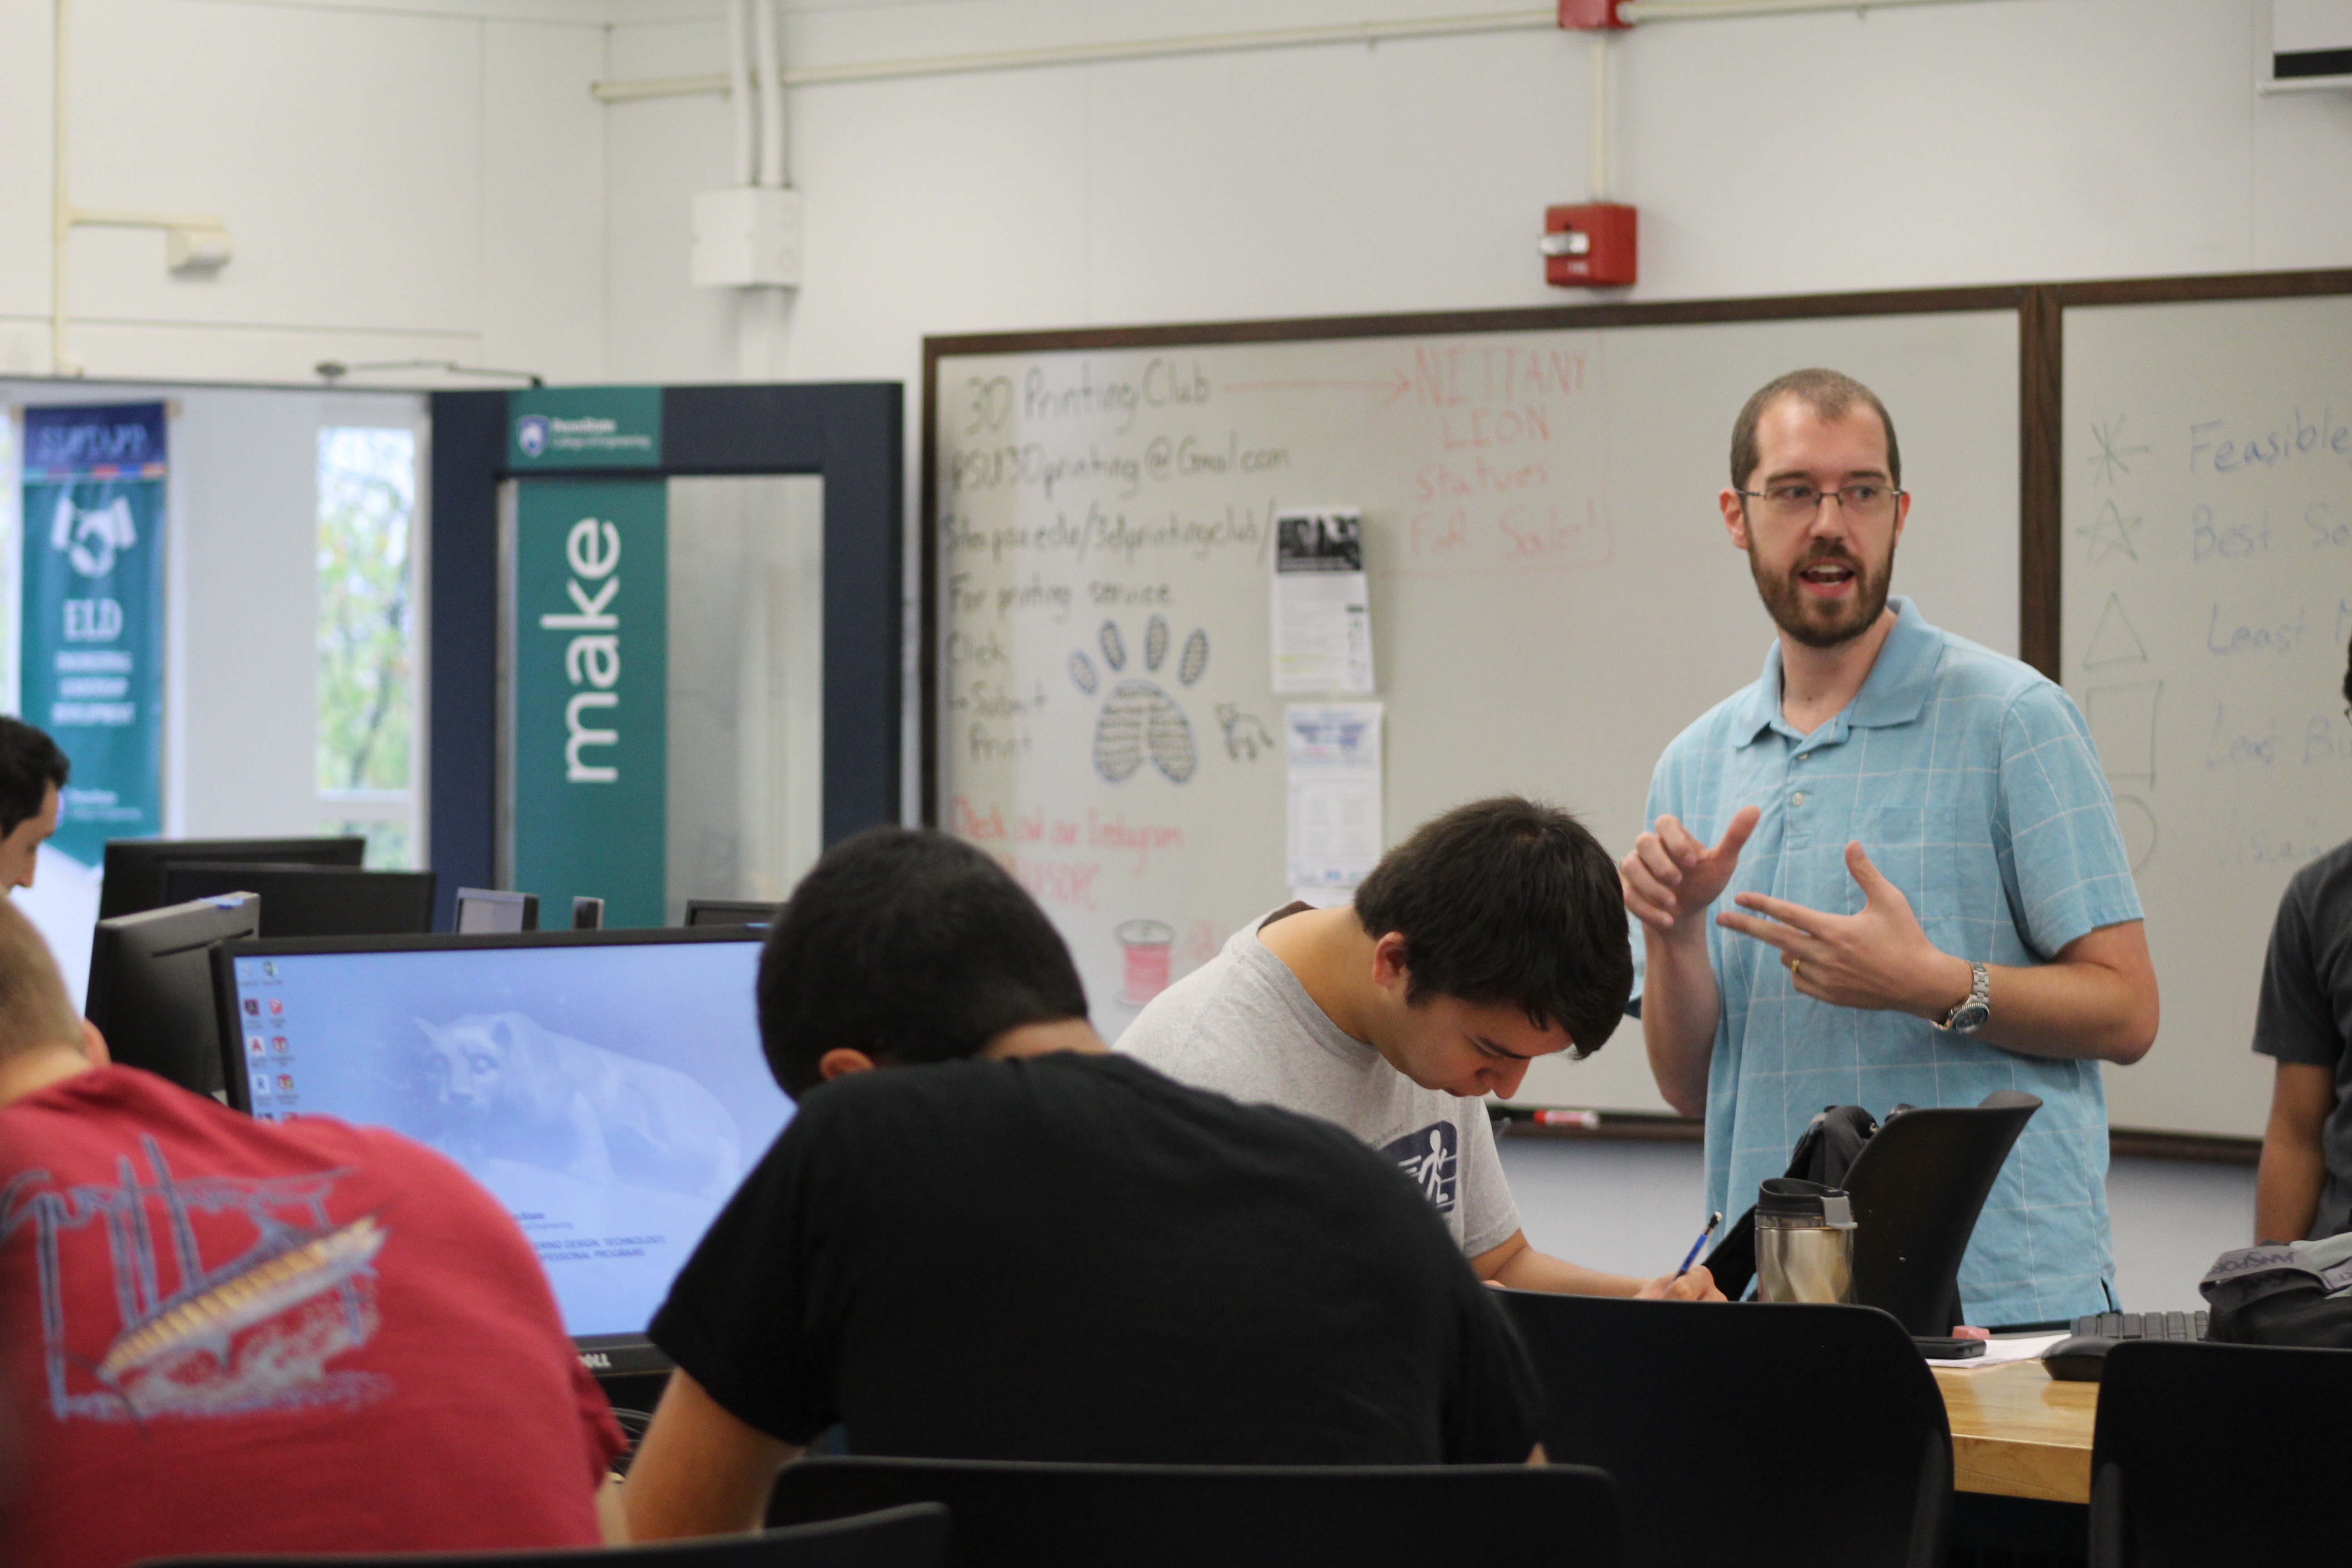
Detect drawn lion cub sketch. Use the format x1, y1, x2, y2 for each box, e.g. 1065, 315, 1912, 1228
415, 1012, 740, 1198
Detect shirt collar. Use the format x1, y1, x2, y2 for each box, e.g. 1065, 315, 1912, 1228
1731, 596, 1939, 749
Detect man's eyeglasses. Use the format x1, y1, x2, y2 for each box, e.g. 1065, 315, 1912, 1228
1735, 482, 1904, 523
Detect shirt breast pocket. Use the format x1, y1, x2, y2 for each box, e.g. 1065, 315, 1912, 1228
1858, 804, 1965, 947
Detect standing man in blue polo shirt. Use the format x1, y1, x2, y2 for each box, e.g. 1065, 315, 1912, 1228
1622, 368, 2160, 1327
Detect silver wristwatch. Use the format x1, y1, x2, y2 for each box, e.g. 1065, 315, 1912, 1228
1939, 962, 1991, 1034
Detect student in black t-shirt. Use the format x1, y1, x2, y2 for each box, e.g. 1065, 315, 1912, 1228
622, 828, 1544, 1542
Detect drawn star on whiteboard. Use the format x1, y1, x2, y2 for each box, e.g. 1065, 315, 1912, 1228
2076, 500, 2142, 564
2086, 416, 2150, 487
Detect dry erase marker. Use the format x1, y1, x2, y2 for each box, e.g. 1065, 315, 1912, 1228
1676, 1211, 1723, 1277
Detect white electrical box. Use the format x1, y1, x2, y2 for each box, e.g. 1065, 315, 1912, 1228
691, 186, 804, 289
2267, 0, 2352, 91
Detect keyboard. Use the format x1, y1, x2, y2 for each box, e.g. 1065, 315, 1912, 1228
2072, 1310, 2209, 1342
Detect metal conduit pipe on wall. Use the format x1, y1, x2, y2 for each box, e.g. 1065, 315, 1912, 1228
48, 0, 233, 375
754, 0, 785, 186
725, 0, 754, 186
588, 0, 2013, 103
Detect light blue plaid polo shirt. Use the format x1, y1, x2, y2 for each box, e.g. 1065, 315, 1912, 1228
1634, 597, 2144, 1326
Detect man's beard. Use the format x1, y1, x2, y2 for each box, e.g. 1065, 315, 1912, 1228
1747, 540, 1895, 650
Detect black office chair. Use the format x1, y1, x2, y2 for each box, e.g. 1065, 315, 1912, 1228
2089, 1339, 2352, 1567
1498, 1293, 1949, 1568
1844, 1090, 2042, 1334
1706, 1090, 2042, 1334
768, 1456, 1623, 1568
134, 1504, 949, 1568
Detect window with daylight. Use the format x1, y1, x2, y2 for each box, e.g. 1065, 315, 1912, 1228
316, 427, 418, 867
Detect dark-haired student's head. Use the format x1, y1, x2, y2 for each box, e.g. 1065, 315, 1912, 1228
756, 827, 1092, 1096
1348, 797, 1633, 1100
0, 720, 68, 893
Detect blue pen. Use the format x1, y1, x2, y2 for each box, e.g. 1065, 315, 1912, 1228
1676, 1211, 1724, 1277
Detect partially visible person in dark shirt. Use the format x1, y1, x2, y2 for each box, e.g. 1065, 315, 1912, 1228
623, 828, 1543, 1541
2252, 635, 2352, 1243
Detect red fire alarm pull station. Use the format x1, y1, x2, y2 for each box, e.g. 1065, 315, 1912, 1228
1543, 203, 1637, 288
1556, 0, 1630, 28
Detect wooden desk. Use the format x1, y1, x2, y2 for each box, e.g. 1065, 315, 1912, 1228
1932, 1361, 2097, 1504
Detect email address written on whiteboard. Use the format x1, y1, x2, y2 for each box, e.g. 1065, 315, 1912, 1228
942, 342, 1615, 577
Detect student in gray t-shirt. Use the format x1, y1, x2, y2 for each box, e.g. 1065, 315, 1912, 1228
1122, 797, 1722, 1300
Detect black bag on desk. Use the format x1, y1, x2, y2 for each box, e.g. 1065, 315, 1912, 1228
2200, 1234, 2352, 1348
1703, 1103, 1885, 1298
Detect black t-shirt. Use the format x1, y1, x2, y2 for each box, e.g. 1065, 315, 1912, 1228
650, 1051, 1539, 1465
2254, 837, 2352, 1238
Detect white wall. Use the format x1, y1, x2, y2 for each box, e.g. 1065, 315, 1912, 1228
601, 0, 2352, 392
5, 1, 2346, 515
0, 0, 609, 386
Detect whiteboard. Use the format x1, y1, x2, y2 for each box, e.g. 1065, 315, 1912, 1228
2063, 295, 2352, 1139
934, 309, 2020, 1115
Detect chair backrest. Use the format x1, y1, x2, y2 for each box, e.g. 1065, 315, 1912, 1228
131, 1504, 950, 1568
768, 1457, 1622, 1568
2090, 1340, 2352, 1568
1498, 1292, 1950, 1568
1840, 1089, 2042, 1334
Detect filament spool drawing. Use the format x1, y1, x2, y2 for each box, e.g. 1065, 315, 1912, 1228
1116, 919, 1176, 1006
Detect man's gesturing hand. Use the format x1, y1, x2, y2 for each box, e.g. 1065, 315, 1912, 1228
1716, 841, 1968, 1019
1620, 806, 1762, 938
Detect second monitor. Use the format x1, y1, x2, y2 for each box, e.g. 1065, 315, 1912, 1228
162, 864, 436, 938
682, 899, 781, 928
99, 837, 365, 920
455, 888, 539, 933
87, 893, 262, 1096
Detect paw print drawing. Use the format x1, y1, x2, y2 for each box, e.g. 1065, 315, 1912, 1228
1068, 616, 1209, 784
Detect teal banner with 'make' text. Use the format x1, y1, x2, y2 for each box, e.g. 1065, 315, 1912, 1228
512, 479, 667, 926
20, 403, 168, 867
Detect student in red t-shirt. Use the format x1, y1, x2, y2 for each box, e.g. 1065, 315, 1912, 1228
0, 902, 627, 1568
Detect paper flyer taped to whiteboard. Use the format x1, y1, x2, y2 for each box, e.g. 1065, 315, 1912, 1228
1286, 702, 1383, 899
1271, 508, 1375, 694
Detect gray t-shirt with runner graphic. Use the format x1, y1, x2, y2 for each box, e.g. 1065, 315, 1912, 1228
1117, 907, 1522, 1259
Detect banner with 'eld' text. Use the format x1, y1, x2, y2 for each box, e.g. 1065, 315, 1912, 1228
20, 403, 167, 866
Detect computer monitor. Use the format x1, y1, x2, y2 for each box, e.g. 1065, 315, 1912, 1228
87, 893, 261, 1096
99, 837, 365, 921
682, 898, 781, 928
162, 864, 436, 938
211, 927, 786, 1367
570, 897, 604, 931
455, 888, 539, 933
